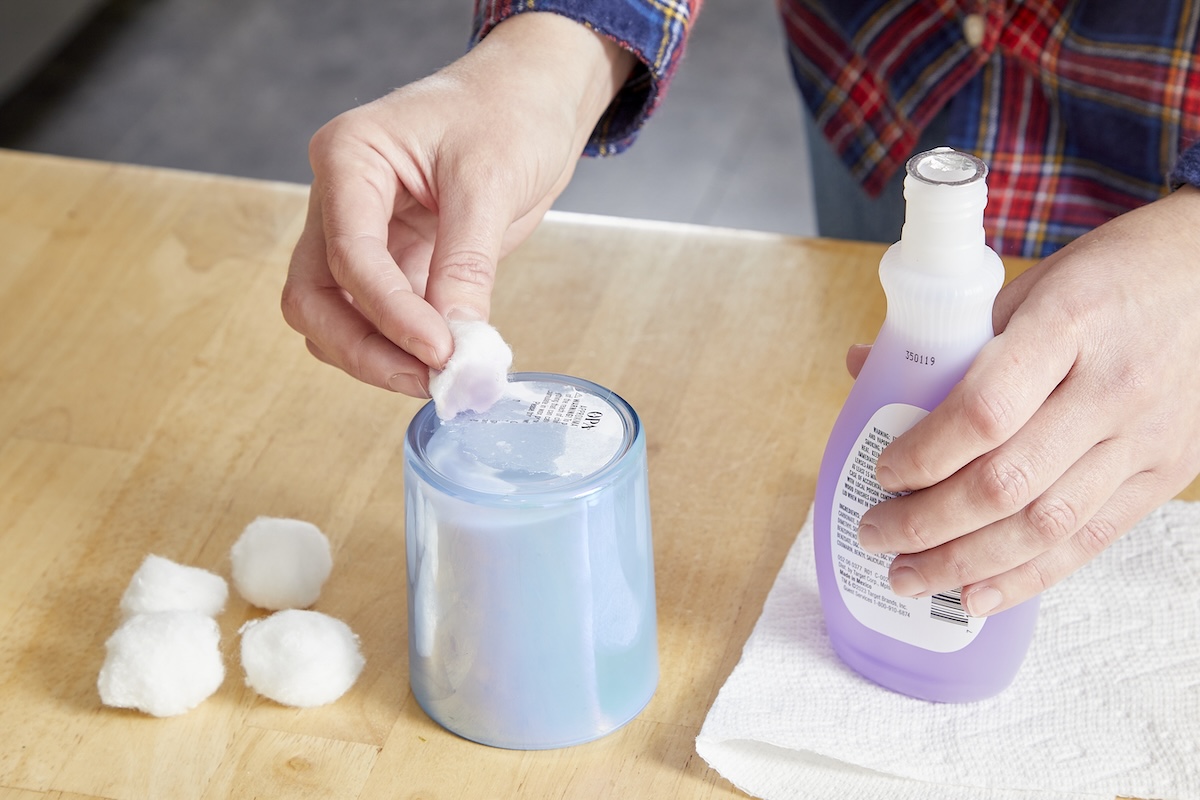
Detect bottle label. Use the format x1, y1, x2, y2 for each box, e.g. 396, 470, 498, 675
833, 403, 986, 652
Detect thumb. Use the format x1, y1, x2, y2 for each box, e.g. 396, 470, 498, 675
846, 343, 872, 378
424, 185, 509, 326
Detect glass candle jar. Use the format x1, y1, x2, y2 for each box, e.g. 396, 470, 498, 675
403, 372, 658, 749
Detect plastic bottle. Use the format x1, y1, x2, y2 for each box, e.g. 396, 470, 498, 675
813, 147, 1040, 702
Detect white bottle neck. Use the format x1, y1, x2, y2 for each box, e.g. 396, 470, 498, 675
899, 148, 988, 275
881, 148, 1003, 348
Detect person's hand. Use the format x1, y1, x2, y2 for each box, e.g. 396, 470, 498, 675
851, 186, 1200, 615
281, 13, 633, 396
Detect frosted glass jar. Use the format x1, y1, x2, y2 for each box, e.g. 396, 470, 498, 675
403, 372, 658, 749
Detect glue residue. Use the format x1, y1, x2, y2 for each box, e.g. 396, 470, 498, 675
421, 377, 630, 495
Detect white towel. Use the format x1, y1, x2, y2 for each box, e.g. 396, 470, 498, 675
697, 502, 1200, 800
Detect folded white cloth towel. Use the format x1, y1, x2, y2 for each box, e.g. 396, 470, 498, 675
697, 502, 1200, 800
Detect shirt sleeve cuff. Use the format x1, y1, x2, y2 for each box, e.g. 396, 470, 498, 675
470, 2, 697, 156
1170, 141, 1200, 190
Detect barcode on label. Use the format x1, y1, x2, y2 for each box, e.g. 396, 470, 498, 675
930, 589, 969, 626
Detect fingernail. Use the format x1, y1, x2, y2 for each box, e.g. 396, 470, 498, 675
858, 522, 884, 553
876, 465, 901, 492
889, 566, 927, 597
965, 586, 1003, 617
402, 336, 441, 369
445, 306, 485, 323
387, 372, 430, 398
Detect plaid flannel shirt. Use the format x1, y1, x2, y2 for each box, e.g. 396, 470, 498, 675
472, 0, 1200, 256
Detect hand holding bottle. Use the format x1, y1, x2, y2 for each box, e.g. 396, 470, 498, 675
281, 13, 633, 396
856, 185, 1200, 617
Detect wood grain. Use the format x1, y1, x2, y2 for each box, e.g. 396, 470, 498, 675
1, 150, 1187, 799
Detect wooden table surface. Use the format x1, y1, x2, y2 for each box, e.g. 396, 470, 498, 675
0, 150, 1186, 800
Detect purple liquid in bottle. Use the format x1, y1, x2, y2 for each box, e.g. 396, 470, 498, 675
813, 149, 1039, 702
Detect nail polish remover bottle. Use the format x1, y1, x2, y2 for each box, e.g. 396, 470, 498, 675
813, 147, 1040, 702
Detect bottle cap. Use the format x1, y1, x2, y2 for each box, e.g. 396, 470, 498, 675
907, 147, 986, 186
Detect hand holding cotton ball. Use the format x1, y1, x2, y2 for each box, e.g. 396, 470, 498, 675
429, 319, 513, 420
240, 609, 365, 707
119, 554, 228, 618
230, 517, 332, 610
97, 611, 225, 717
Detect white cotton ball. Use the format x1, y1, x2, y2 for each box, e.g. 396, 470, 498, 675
239, 609, 365, 708
429, 319, 513, 420
230, 517, 332, 610
98, 611, 225, 717
119, 554, 229, 618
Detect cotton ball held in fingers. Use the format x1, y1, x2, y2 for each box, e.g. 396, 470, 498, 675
240, 609, 365, 708
429, 319, 513, 420
230, 517, 332, 610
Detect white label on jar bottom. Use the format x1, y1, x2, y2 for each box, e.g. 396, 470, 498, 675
834, 403, 986, 652
515, 383, 624, 477
426, 381, 627, 493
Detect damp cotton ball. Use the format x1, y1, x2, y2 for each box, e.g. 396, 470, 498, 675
429, 319, 513, 420
240, 609, 365, 708
98, 611, 225, 717
119, 554, 228, 618
230, 517, 332, 610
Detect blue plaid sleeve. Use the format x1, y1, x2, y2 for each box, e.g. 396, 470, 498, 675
471, 1, 700, 156
1170, 141, 1200, 190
